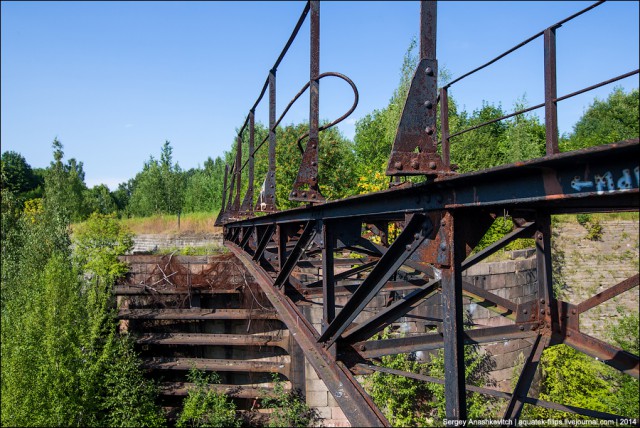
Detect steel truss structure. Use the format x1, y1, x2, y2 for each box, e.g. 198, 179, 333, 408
216, 1, 639, 426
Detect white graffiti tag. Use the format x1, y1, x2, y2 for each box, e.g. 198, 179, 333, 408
594, 171, 615, 195
571, 176, 593, 191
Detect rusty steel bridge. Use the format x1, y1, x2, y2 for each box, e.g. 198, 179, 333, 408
213, 1, 639, 425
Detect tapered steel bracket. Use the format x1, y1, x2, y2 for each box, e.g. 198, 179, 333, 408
387, 1, 448, 177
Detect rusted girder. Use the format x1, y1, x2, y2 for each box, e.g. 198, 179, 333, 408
227, 242, 390, 427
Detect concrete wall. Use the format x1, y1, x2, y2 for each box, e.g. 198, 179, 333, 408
131, 233, 223, 253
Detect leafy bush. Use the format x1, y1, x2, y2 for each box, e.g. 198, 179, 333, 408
364, 328, 497, 426
176, 369, 239, 428
261, 373, 319, 428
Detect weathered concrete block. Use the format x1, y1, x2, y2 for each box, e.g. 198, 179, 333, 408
331, 407, 347, 421
487, 274, 507, 290
489, 261, 512, 275
307, 379, 329, 393
466, 263, 490, 276
307, 390, 328, 407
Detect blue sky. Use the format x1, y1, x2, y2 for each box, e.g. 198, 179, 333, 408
2, 1, 638, 190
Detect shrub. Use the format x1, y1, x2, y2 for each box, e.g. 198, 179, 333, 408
176, 369, 239, 428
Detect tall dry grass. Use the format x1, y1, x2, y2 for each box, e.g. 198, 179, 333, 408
119, 211, 222, 235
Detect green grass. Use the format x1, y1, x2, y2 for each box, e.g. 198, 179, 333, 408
554, 212, 639, 224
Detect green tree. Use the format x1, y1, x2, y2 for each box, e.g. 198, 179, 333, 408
1, 151, 37, 195
44, 139, 89, 222
84, 184, 118, 216
129, 141, 186, 217
561, 87, 639, 152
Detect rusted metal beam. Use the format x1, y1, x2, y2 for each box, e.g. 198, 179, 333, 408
357, 364, 626, 420
160, 382, 283, 399
318, 214, 433, 346
228, 243, 390, 427
503, 334, 550, 422
354, 324, 539, 359
290, 0, 324, 204
563, 329, 639, 378
343, 277, 441, 344
461, 221, 535, 270
225, 141, 639, 228
240, 111, 255, 215
544, 27, 559, 155
118, 308, 278, 320
142, 357, 289, 374
273, 221, 317, 288
136, 333, 287, 349
576, 274, 639, 315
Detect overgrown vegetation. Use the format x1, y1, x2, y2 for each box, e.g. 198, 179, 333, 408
261, 373, 319, 428
176, 369, 240, 428
522, 313, 639, 420
364, 328, 500, 427
1, 153, 165, 426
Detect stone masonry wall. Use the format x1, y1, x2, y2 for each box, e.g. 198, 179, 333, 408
131, 233, 223, 253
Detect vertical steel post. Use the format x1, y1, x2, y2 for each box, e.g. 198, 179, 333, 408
309, 0, 319, 167
289, 0, 324, 203
440, 213, 467, 420
321, 221, 335, 330
227, 161, 236, 214
544, 27, 559, 155
386, 0, 444, 176
240, 111, 255, 214
440, 87, 450, 168
420, 0, 436, 60
220, 163, 229, 214
264, 71, 277, 211
232, 135, 242, 211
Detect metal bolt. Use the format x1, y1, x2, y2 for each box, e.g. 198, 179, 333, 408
311, 176, 317, 183
530, 325, 537, 331
311, 194, 317, 199
394, 161, 403, 170
567, 332, 572, 337
414, 233, 421, 240
441, 220, 446, 227
425, 67, 434, 76
571, 308, 577, 315
425, 126, 434, 135
302, 192, 307, 198
411, 160, 420, 170
311, 161, 317, 166
311, 143, 317, 149
292, 192, 298, 197
359, 345, 366, 352
406, 244, 413, 252
424, 100, 433, 109
439, 242, 447, 250
540, 309, 545, 315
270, 185, 274, 189
429, 162, 437, 170
519, 326, 524, 331
540, 299, 545, 304
523, 309, 528, 314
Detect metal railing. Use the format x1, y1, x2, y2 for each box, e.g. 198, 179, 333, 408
437, 0, 639, 166
216, 1, 359, 224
